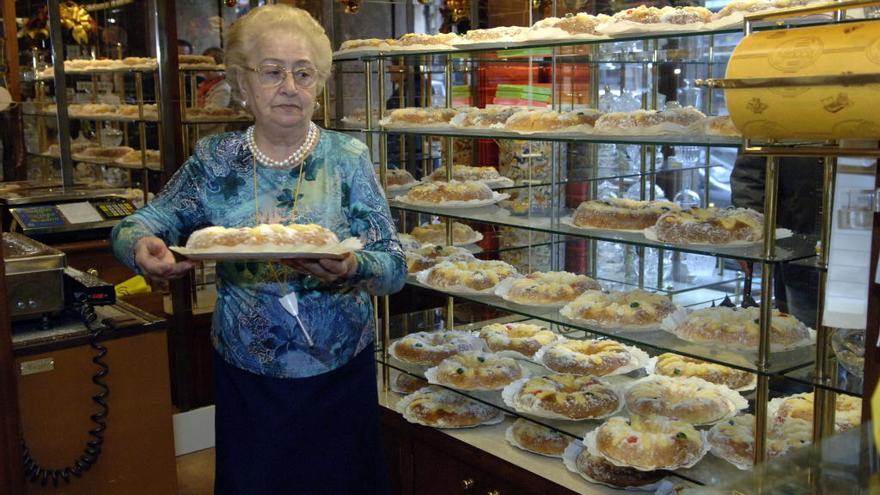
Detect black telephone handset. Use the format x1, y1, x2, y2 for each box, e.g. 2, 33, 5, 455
21, 275, 112, 486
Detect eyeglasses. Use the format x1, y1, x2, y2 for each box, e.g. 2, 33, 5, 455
244, 63, 319, 89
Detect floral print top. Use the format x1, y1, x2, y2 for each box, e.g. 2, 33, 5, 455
111, 129, 406, 378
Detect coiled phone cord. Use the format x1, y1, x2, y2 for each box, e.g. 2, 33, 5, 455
20, 294, 110, 486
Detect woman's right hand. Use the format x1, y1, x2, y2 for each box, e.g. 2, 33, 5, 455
134, 236, 196, 282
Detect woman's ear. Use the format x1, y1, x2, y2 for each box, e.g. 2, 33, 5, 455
236, 71, 250, 102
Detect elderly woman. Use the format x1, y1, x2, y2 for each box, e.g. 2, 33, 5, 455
111, 5, 404, 494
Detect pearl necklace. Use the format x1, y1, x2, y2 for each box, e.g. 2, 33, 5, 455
246, 122, 318, 168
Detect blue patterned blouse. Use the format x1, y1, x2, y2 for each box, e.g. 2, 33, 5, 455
111, 129, 406, 378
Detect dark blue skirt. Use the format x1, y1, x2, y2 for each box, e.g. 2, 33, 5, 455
213, 348, 390, 495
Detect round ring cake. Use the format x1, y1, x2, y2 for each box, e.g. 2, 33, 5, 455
560, 289, 677, 329
425, 259, 518, 292
404, 180, 494, 203
398, 387, 502, 428
382, 168, 417, 187
773, 392, 862, 432
532, 13, 604, 35
505, 108, 603, 133
513, 373, 620, 420
539, 338, 641, 376
593, 416, 705, 471
572, 198, 680, 230
708, 413, 812, 469
427, 165, 504, 182
185, 223, 339, 250
669, 306, 813, 351
478, 322, 558, 358
409, 222, 480, 246
624, 375, 745, 425
383, 107, 458, 126
393, 372, 429, 395
573, 449, 666, 488
654, 207, 764, 245
451, 106, 522, 129
428, 350, 525, 390
501, 271, 602, 306
405, 244, 474, 273
594, 106, 706, 133
653, 353, 756, 391
390, 330, 483, 366
507, 418, 570, 457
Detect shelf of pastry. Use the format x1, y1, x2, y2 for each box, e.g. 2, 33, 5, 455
401, 275, 816, 376
366, 127, 742, 147
334, 27, 744, 62
30, 151, 162, 172
22, 110, 160, 123
387, 202, 818, 264
783, 361, 863, 398
380, 312, 772, 489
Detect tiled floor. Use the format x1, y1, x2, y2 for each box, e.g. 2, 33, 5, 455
177, 448, 215, 495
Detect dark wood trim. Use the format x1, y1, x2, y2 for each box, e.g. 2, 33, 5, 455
0, 233, 26, 492
51, 239, 111, 254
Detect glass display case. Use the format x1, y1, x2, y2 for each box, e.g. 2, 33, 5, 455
329, 1, 876, 491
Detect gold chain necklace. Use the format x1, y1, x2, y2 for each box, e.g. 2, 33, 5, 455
250, 128, 319, 290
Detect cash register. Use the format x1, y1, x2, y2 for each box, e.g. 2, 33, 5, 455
0, 182, 138, 243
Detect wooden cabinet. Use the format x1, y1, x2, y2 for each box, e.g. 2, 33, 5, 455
381, 406, 580, 495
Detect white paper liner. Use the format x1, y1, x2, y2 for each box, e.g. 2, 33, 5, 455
387, 330, 485, 365
596, 20, 707, 37
509, 123, 596, 136
395, 387, 505, 429
593, 120, 701, 136
622, 375, 748, 426
706, 422, 754, 471
170, 237, 362, 261
504, 422, 569, 459
645, 355, 758, 393
394, 191, 510, 209
493, 276, 592, 308
559, 300, 678, 332
583, 424, 710, 472
415, 267, 518, 296
660, 307, 818, 353
377, 120, 456, 132
404, 229, 484, 248
424, 355, 531, 391
534, 338, 650, 377
523, 28, 609, 42
422, 176, 515, 190
643, 226, 794, 247
560, 216, 648, 234
385, 181, 418, 196
562, 441, 667, 491
500, 376, 625, 421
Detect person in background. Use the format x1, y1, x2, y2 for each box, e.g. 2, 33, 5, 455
177, 38, 193, 56
195, 46, 232, 137
730, 155, 823, 327
111, 5, 405, 494
197, 47, 231, 110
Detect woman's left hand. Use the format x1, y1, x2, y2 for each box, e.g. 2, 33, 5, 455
285, 252, 358, 284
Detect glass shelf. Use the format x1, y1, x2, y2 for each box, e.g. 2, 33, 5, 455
368, 127, 743, 148
388, 202, 819, 264
699, 423, 877, 494
27, 152, 160, 172
333, 28, 743, 62
784, 361, 864, 398
380, 309, 790, 489
403, 275, 817, 376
